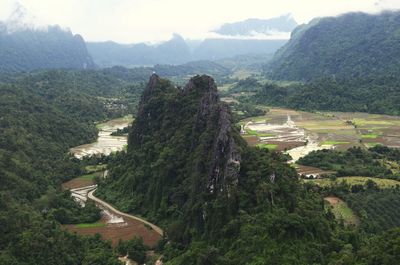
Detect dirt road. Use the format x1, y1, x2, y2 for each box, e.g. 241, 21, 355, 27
88, 188, 164, 236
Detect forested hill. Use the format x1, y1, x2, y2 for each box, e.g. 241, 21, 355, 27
95, 75, 399, 264
0, 25, 95, 72
267, 11, 400, 81
98, 74, 244, 235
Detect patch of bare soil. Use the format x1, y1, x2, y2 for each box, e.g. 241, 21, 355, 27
268, 141, 305, 151
324, 196, 341, 206
62, 178, 95, 190
65, 214, 161, 247
296, 165, 336, 176
243, 136, 259, 146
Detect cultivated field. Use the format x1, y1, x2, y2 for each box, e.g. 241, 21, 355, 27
62, 171, 106, 190
328, 112, 400, 149
240, 107, 400, 175
66, 212, 161, 247
241, 107, 400, 158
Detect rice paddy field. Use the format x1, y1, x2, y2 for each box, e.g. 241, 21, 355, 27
328, 112, 400, 149
240, 107, 400, 152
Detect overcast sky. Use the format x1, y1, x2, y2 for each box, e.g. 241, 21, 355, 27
1, 0, 400, 43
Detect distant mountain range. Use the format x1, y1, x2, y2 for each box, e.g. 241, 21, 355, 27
0, 6, 290, 71
213, 14, 298, 37
87, 34, 286, 67
86, 34, 191, 67
87, 14, 295, 67
0, 5, 94, 72
268, 11, 400, 81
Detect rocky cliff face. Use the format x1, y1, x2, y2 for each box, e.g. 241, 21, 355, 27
132, 74, 240, 195
183, 76, 240, 196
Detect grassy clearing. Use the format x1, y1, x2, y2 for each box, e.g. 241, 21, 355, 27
365, 142, 381, 148
352, 118, 393, 126
315, 129, 357, 135
231, 70, 253, 80
324, 197, 358, 226
85, 164, 107, 173
245, 129, 274, 137
320, 141, 350, 145
96, 115, 134, 129
361, 134, 379, 139
305, 176, 400, 189
75, 222, 106, 228
218, 83, 235, 92
121, 114, 134, 121
95, 123, 106, 129
77, 174, 97, 181
257, 133, 275, 137
256, 143, 278, 150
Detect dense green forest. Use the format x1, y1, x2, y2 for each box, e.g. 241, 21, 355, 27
297, 146, 400, 180
0, 69, 148, 264
96, 75, 400, 264
344, 189, 400, 233
267, 11, 400, 81
250, 76, 400, 116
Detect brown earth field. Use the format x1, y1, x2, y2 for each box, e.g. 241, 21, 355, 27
324, 196, 341, 206
267, 141, 305, 151
242, 135, 259, 145
65, 213, 161, 247
296, 165, 336, 176
243, 136, 305, 151
62, 178, 95, 190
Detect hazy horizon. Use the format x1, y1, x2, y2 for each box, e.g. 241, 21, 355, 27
1, 0, 400, 44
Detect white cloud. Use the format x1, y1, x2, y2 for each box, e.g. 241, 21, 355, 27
1, 0, 400, 43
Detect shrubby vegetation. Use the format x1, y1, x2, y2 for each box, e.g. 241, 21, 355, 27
111, 126, 131, 136
228, 77, 262, 94
297, 146, 400, 180
229, 102, 266, 121
35, 190, 101, 224
116, 237, 147, 264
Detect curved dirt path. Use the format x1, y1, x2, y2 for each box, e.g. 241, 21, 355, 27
88, 188, 164, 236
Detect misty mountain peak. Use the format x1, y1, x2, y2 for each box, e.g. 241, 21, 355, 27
5, 3, 40, 32
213, 13, 298, 38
